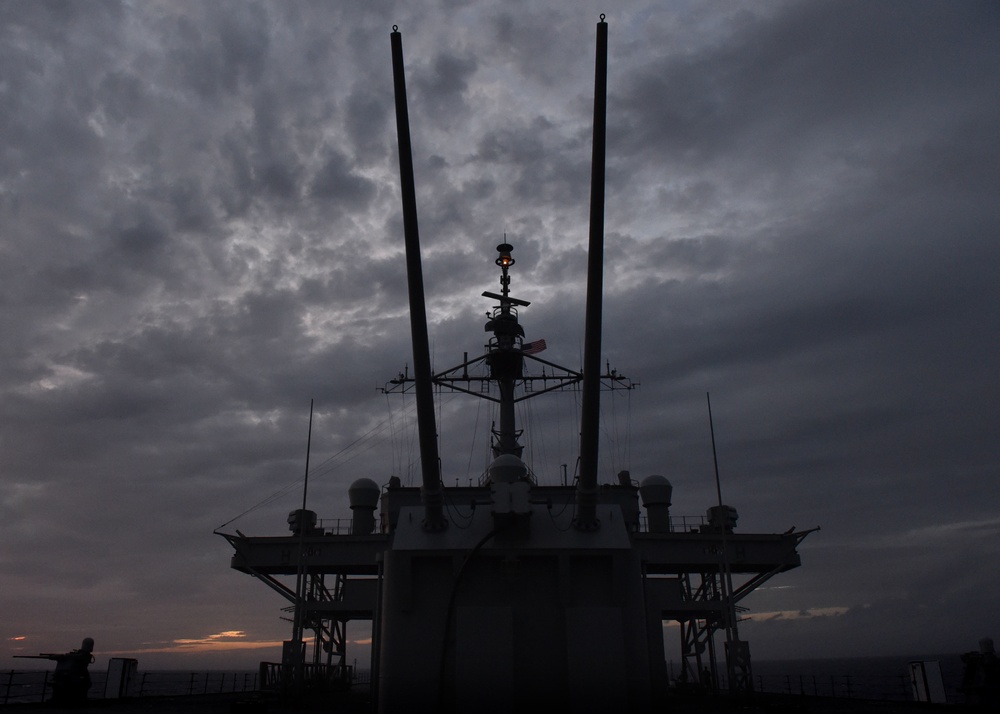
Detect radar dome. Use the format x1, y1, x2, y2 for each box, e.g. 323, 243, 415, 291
487, 454, 528, 484
348, 478, 381, 535
348, 478, 381, 510
639, 475, 673, 534
638, 474, 672, 507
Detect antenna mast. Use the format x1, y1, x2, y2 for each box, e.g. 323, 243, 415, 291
291, 398, 314, 695
707, 392, 741, 692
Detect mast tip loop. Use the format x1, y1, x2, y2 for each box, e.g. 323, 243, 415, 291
600, 13, 606, 22
392, 24, 398, 32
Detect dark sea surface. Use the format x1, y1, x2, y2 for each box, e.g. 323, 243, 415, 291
750, 654, 966, 703
1, 669, 258, 706
1, 655, 971, 706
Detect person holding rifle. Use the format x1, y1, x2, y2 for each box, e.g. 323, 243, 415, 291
15, 637, 95, 705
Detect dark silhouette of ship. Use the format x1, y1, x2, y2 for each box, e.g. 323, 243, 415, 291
218, 17, 816, 713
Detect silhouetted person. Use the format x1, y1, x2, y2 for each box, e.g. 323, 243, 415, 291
48, 638, 95, 706
961, 637, 998, 707
700, 666, 713, 692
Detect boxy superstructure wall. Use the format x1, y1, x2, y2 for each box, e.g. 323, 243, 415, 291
376, 500, 653, 713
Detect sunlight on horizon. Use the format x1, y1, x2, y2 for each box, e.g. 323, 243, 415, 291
101, 630, 285, 657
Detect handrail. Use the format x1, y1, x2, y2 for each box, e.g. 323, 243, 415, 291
636, 514, 707, 533
258, 661, 353, 692
1, 669, 258, 706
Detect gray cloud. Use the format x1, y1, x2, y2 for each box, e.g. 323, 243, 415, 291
1, 0, 997, 672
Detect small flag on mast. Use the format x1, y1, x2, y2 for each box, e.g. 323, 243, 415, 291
522, 339, 547, 355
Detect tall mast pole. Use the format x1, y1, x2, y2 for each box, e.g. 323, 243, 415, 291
575, 15, 608, 531
391, 26, 445, 531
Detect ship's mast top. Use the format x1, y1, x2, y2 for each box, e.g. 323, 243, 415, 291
483, 242, 529, 460
496, 242, 513, 299
482, 242, 530, 314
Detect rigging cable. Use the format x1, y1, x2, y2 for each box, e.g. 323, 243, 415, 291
217, 405, 409, 531
385, 391, 399, 481
464, 361, 486, 478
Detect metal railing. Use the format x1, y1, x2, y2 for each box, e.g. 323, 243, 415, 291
744, 670, 962, 705
1, 669, 258, 706
135, 670, 259, 697
752, 673, 915, 701
312, 506, 712, 536
315, 517, 354, 534
258, 661, 353, 692
636, 514, 706, 533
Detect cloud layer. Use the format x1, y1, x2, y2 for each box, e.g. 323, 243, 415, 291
2, 0, 997, 668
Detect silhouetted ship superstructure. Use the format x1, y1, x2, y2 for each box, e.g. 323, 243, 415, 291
219, 17, 816, 713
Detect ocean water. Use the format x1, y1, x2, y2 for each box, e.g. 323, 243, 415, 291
2, 656, 972, 706
750, 654, 966, 703
0, 669, 258, 705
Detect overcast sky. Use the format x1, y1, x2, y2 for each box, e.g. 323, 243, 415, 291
3, 0, 998, 672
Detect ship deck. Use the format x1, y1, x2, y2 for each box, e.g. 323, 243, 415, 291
0, 691, 975, 713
